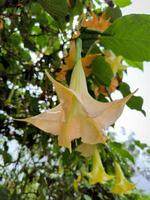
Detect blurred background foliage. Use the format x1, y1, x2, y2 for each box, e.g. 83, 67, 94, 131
0, 0, 150, 199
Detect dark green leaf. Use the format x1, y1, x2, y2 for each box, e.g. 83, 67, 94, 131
109, 142, 135, 163
9, 33, 22, 46
105, 6, 122, 22
30, 2, 43, 15
147, 149, 150, 154
101, 14, 150, 61
134, 140, 148, 149
0, 186, 10, 200
38, 0, 68, 29
119, 82, 146, 115
92, 56, 114, 86
3, 151, 12, 164
113, 0, 131, 7
0, 0, 6, 6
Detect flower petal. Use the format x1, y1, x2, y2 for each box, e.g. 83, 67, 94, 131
45, 70, 74, 113
111, 162, 135, 195
87, 145, 113, 184
16, 105, 64, 135
76, 143, 95, 157
58, 97, 107, 150
70, 59, 88, 94
93, 93, 135, 129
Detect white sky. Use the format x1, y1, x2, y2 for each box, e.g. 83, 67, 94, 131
114, 0, 150, 145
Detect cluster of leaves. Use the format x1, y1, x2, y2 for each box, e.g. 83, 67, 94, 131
0, 0, 150, 199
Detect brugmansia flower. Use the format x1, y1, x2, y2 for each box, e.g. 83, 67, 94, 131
18, 39, 135, 151
87, 145, 113, 184
111, 162, 135, 195
105, 50, 127, 75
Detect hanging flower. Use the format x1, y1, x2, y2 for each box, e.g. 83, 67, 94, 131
17, 39, 135, 151
111, 162, 135, 195
87, 145, 113, 184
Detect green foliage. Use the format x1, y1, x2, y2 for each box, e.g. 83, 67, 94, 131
92, 55, 114, 86
0, 0, 150, 199
101, 14, 150, 61
125, 59, 144, 71
113, 0, 132, 7
119, 82, 146, 115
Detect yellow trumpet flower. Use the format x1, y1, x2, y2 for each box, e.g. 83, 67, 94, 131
111, 162, 135, 195
105, 50, 127, 75
17, 39, 135, 151
87, 145, 113, 184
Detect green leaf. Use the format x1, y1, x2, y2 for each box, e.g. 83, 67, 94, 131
0, 0, 6, 6
125, 59, 143, 70
9, 33, 22, 46
101, 14, 150, 61
30, 2, 43, 15
119, 82, 146, 115
84, 194, 92, 200
113, 0, 131, 7
92, 56, 114, 86
0, 186, 10, 200
109, 142, 135, 163
20, 50, 31, 61
38, 0, 68, 29
134, 140, 147, 149
3, 151, 12, 164
36, 35, 49, 48
147, 149, 150, 154
105, 6, 122, 22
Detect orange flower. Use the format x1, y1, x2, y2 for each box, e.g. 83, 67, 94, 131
56, 40, 99, 81
95, 77, 119, 97
81, 12, 111, 33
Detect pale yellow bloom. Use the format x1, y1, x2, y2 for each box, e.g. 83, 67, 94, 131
87, 145, 113, 184
18, 42, 135, 151
111, 162, 135, 195
105, 50, 127, 75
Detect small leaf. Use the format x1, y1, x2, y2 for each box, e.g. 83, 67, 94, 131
39, 0, 68, 29
105, 6, 122, 22
134, 140, 147, 149
109, 142, 134, 163
119, 82, 146, 115
92, 55, 114, 86
84, 194, 92, 200
113, 0, 131, 7
101, 14, 150, 61
125, 59, 143, 71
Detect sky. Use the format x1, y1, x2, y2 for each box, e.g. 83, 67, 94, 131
113, 0, 150, 145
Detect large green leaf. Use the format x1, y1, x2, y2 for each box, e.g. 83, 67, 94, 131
113, 0, 131, 7
101, 14, 150, 61
119, 82, 146, 115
